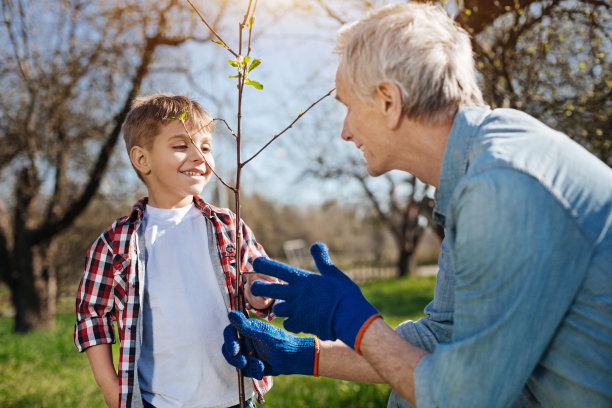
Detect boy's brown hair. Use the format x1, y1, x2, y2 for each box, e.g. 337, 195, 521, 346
122, 94, 215, 179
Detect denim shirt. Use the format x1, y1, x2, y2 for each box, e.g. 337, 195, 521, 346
389, 106, 612, 408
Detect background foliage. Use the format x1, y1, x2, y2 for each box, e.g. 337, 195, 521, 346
0, 1, 609, 405
0, 275, 436, 407
1, 0, 610, 332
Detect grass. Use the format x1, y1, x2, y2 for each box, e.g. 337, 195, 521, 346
0, 312, 116, 407
0, 274, 435, 407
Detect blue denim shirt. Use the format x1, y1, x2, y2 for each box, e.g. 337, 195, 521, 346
389, 105, 612, 408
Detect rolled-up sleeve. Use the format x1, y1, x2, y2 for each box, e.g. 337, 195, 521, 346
389, 238, 454, 408
74, 230, 117, 351
395, 238, 454, 353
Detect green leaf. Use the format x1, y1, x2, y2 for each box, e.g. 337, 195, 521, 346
179, 110, 189, 121
247, 16, 255, 29
245, 78, 263, 90
212, 39, 227, 48
166, 116, 178, 121
228, 75, 239, 79
248, 58, 261, 73
228, 59, 240, 68
244, 55, 251, 65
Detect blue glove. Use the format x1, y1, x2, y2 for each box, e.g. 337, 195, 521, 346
222, 321, 266, 379
251, 242, 380, 351
222, 310, 316, 379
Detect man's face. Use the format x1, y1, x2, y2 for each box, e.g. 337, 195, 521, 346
143, 120, 215, 208
335, 65, 394, 177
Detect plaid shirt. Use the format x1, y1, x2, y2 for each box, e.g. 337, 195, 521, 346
74, 196, 273, 407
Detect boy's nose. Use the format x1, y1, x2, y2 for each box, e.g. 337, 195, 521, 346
189, 144, 206, 162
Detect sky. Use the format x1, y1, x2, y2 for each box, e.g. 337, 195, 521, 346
137, 1, 383, 207
116, 0, 438, 210
212, 3, 344, 205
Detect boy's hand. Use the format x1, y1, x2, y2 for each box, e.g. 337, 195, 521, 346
245, 272, 278, 310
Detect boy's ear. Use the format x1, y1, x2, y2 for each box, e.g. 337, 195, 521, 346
130, 146, 151, 176
375, 81, 403, 129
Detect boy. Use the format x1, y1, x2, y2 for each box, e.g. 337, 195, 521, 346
74, 94, 274, 408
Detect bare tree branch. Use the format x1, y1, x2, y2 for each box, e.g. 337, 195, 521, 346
313, 0, 346, 25
242, 87, 335, 167
31, 30, 186, 245
185, 0, 239, 57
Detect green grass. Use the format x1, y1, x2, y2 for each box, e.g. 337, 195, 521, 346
0, 313, 118, 407
0, 274, 435, 407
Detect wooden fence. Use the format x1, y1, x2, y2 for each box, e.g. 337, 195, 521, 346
344, 266, 398, 283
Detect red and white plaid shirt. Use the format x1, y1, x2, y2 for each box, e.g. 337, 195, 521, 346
74, 196, 273, 407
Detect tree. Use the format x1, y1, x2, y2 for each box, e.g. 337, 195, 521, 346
238, 191, 385, 264
297, 0, 610, 276
0, 0, 228, 332
309, 155, 438, 276
467, 0, 611, 166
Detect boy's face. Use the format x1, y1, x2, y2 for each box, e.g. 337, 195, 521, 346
135, 120, 215, 209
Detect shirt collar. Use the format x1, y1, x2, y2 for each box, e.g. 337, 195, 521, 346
193, 195, 215, 218
433, 105, 491, 226
128, 197, 148, 223
128, 195, 214, 222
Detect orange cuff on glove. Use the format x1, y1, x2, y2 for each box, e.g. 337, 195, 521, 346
354, 314, 383, 355
313, 336, 321, 377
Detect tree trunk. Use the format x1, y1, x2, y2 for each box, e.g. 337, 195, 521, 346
396, 234, 417, 277
396, 217, 426, 277
12, 241, 57, 332
397, 246, 413, 277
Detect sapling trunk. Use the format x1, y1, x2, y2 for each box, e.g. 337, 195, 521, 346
183, 1, 334, 406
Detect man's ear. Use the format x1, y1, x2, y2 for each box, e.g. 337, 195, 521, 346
376, 82, 403, 129
130, 146, 151, 176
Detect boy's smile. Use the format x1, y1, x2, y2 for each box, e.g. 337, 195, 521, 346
137, 120, 215, 209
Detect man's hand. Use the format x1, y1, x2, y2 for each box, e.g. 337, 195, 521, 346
251, 242, 380, 351
222, 311, 316, 379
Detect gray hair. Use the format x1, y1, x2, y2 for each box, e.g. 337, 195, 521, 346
336, 2, 483, 124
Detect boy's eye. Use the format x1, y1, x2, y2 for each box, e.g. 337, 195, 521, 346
173, 144, 188, 150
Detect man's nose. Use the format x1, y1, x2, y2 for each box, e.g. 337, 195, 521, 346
341, 117, 352, 141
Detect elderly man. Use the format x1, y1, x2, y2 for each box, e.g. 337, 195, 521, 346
222, 3, 612, 407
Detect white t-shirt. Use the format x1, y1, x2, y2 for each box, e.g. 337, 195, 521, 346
138, 203, 253, 408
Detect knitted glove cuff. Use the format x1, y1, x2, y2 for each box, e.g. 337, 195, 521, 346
354, 314, 383, 355
284, 335, 317, 376
313, 337, 321, 377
